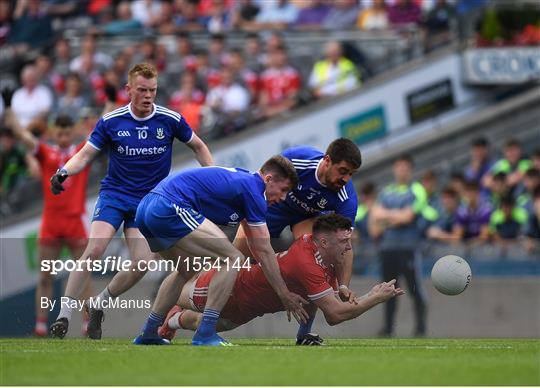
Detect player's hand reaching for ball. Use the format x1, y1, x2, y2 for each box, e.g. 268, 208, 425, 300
338, 285, 358, 304
281, 291, 309, 324
50, 169, 68, 195
370, 279, 405, 303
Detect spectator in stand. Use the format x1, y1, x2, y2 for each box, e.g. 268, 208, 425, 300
0, 0, 13, 45
0, 127, 27, 199
423, 0, 457, 51
8, 0, 53, 52
489, 172, 510, 208
524, 185, 540, 253
255, 0, 299, 30
101, 1, 142, 35
421, 169, 440, 210
72, 51, 106, 106
156, 0, 178, 35
70, 34, 113, 74
195, 49, 221, 90
464, 137, 493, 195
357, 0, 389, 30
489, 194, 528, 247
168, 71, 205, 132
244, 32, 265, 72
230, 0, 260, 30
449, 171, 466, 200
294, 0, 331, 29
130, 0, 163, 29
531, 149, 540, 171
208, 33, 229, 69
11, 64, 53, 129
426, 186, 460, 245
206, 0, 232, 33
483, 138, 532, 194
308, 41, 360, 98
517, 168, 540, 215
53, 37, 73, 81
35, 54, 63, 95
354, 181, 377, 244
203, 67, 250, 136
227, 48, 259, 102
388, 0, 421, 26
174, 0, 206, 32
56, 72, 89, 123
452, 181, 492, 246
323, 0, 359, 30
258, 46, 301, 119
170, 32, 198, 75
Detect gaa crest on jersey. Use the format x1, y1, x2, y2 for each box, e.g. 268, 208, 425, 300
117, 146, 124, 154
156, 128, 165, 140
230, 213, 239, 221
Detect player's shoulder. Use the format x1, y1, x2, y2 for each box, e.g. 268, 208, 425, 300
283, 146, 323, 168
338, 181, 358, 203
102, 105, 130, 122
154, 105, 183, 123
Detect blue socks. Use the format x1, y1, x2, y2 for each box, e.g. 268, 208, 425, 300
195, 309, 220, 338
142, 311, 165, 337
297, 316, 314, 339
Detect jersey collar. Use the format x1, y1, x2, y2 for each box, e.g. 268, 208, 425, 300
314, 158, 327, 187
128, 103, 157, 121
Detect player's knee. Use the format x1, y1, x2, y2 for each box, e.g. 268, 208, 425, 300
83, 244, 107, 261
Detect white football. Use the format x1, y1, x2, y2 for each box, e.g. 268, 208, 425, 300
431, 255, 472, 295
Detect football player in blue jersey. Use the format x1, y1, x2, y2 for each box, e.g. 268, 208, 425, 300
133, 156, 308, 346
49, 63, 214, 339
233, 138, 362, 343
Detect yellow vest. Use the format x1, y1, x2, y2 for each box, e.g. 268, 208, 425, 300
313, 58, 359, 93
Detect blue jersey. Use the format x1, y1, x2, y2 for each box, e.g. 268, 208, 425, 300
87, 104, 193, 200
152, 166, 267, 227
270, 146, 358, 223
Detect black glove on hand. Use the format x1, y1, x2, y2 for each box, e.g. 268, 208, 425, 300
50, 169, 68, 195
296, 333, 324, 346
1, 88, 14, 108
104, 83, 117, 103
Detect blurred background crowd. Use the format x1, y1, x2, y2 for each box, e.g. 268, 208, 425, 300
0, 0, 539, 260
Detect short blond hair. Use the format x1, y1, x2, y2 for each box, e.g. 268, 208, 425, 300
128, 63, 158, 84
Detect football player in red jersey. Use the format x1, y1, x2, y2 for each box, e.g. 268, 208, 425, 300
159, 214, 404, 344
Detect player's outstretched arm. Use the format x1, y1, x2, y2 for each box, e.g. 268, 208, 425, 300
186, 133, 214, 167
315, 279, 404, 326
50, 143, 99, 194
4, 108, 38, 151
244, 221, 309, 323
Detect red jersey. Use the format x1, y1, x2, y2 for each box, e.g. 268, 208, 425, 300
259, 66, 301, 105
36, 141, 90, 218
193, 235, 336, 325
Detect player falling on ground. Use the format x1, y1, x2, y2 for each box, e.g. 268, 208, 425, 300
49, 63, 213, 339
133, 156, 307, 346
5, 109, 95, 337
233, 138, 362, 341
159, 213, 404, 342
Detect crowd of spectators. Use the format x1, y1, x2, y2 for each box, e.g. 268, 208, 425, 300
354, 138, 540, 264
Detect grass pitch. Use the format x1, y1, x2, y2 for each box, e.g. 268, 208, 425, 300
1, 338, 538, 385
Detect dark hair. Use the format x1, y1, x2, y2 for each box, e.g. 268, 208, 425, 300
441, 186, 458, 198
464, 180, 480, 192
472, 137, 489, 147
450, 171, 465, 182
505, 138, 521, 148
261, 155, 298, 187
246, 32, 260, 41
325, 138, 362, 169
493, 171, 507, 182
54, 114, 74, 128
313, 213, 352, 235
500, 193, 515, 207
360, 181, 376, 196
524, 168, 540, 179
393, 153, 414, 167
422, 169, 437, 181
176, 31, 191, 39
210, 33, 225, 42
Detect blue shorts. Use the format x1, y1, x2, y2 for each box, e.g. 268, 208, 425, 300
135, 192, 205, 252
92, 192, 141, 230
266, 203, 317, 238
